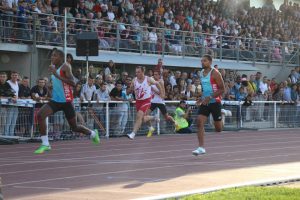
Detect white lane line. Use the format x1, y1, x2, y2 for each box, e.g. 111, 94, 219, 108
3, 151, 300, 188
1, 138, 300, 167
13, 186, 70, 190
106, 176, 167, 182
133, 176, 300, 200
1, 135, 300, 161
1, 145, 300, 176
0, 130, 298, 152
0, 139, 300, 167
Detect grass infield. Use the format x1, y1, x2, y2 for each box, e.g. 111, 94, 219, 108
170, 186, 300, 200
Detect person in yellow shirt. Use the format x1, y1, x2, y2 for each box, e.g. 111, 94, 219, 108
248, 74, 257, 96
157, 2, 165, 16
174, 101, 193, 134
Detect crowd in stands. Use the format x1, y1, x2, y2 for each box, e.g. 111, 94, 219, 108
1, 57, 300, 136
1, 0, 300, 60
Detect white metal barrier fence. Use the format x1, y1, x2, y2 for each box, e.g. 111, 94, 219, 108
0, 99, 299, 140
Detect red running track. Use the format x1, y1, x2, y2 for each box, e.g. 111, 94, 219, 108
1, 129, 300, 199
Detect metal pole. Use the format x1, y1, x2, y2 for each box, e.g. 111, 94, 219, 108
220, 35, 223, 61
30, 105, 35, 139
46, 117, 49, 137
64, 8, 67, 63
162, 29, 165, 57
157, 109, 160, 135
116, 23, 120, 53
274, 102, 277, 128
105, 102, 109, 138
86, 55, 89, 84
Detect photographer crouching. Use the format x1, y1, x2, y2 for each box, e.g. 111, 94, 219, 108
174, 100, 193, 134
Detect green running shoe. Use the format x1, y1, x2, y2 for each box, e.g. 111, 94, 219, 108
92, 129, 100, 145
34, 145, 51, 154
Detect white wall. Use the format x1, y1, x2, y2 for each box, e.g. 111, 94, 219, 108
0, 51, 31, 78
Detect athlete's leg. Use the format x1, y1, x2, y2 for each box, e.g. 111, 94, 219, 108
37, 104, 54, 136
68, 117, 93, 135
146, 106, 154, 128
196, 115, 208, 147
34, 104, 54, 154
192, 115, 208, 156
164, 114, 175, 123
211, 103, 223, 132
214, 121, 223, 132
132, 110, 144, 134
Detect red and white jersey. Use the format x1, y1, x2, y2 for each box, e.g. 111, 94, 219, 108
134, 76, 152, 100
151, 81, 164, 104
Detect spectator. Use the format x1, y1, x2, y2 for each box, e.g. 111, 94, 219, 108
93, 82, 110, 130
109, 81, 123, 135
95, 82, 110, 102
74, 68, 83, 84
1, 0, 18, 42
5, 71, 19, 136
234, 76, 242, 93
255, 72, 262, 90
119, 71, 129, 87
18, 76, 31, 99
118, 86, 133, 135
225, 80, 236, 100
269, 78, 277, 93
31, 78, 48, 104
260, 76, 269, 95
16, 75, 30, 135
253, 90, 267, 121
174, 100, 192, 134
154, 58, 164, 75
191, 78, 202, 98
0, 72, 17, 135
105, 74, 115, 93
283, 81, 292, 102
104, 60, 116, 76
236, 86, 247, 101
184, 84, 195, 100
248, 74, 258, 95
80, 76, 96, 102
289, 70, 299, 84
149, 28, 158, 53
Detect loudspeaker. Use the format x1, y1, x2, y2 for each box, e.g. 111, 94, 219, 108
59, 0, 77, 8
76, 32, 99, 57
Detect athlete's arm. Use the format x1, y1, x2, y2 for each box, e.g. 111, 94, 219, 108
211, 69, 225, 98
148, 77, 164, 98
51, 64, 76, 87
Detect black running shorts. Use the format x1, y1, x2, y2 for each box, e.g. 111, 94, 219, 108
48, 101, 76, 120
198, 102, 222, 121
150, 103, 168, 115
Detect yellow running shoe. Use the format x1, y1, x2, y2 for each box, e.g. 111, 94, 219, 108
147, 127, 155, 137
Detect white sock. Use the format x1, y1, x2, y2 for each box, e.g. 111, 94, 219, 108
90, 130, 96, 138
41, 135, 49, 146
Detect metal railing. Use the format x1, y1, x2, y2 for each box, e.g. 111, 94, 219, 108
0, 12, 299, 66
0, 98, 299, 141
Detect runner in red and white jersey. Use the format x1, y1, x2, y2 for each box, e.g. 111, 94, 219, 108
146, 70, 178, 137
127, 66, 163, 139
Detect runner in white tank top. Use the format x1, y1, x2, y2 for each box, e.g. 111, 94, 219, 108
146, 71, 178, 137
134, 75, 152, 101
127, 66, 163, 140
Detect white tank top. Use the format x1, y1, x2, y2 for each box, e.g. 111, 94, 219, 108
151, 84, 164, 104
134, 76, 152, 100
